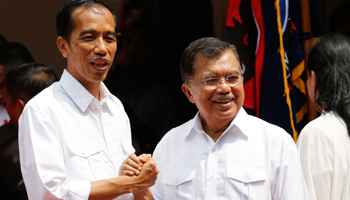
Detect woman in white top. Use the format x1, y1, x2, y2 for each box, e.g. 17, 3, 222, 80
297, 34, 350, 200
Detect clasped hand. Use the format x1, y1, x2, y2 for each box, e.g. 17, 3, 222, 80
119, 154, 159, 192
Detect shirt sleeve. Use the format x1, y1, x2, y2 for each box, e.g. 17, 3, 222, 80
150, 138, 165, 200
271, 133, 310, 200
18, 104, 91, 200
297, 126, 333, 200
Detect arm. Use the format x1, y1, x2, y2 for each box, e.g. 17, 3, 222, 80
272, 134, 309, 200
89, 157, 158, 200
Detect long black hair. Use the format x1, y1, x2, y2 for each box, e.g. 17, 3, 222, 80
308, 33, 350, 136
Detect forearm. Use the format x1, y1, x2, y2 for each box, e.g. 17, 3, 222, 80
89, 176, 137, 200
133, 188, 154, 200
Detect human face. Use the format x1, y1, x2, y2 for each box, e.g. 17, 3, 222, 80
182, 50, 245, 127
58, 5, 117, 89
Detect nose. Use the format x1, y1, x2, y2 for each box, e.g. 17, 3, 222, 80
94, 37, 108, 55
216, 79, 231, 93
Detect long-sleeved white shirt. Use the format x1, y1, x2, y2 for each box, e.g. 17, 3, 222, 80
297, 112, 350, 200
151, 108, 309, 200
19, 69, 135, 200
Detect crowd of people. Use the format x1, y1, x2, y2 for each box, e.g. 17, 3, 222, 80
0, 0, 350, 200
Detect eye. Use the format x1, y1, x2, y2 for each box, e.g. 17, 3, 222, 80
226, 75, 240, 83
82, 36, 95, 42
204, 78, 218, 86
105, 37, 116, 43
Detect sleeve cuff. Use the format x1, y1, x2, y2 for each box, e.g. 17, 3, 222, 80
68, 181, 91, 200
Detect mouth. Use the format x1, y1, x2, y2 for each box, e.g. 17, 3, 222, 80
214, 98, 234, 104
90, 59, 109, 70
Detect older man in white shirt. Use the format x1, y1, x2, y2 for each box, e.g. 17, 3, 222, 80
141, 37, 307, 199
18, 0, 158, 200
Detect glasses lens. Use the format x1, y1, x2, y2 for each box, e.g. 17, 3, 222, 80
226, 75, 240, 85
204, 79, 219, 86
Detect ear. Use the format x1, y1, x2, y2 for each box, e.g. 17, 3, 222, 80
57, 36, 69, 58
15, 99, 26, 115
306, 70, 316, 103
182, 83, 195, 104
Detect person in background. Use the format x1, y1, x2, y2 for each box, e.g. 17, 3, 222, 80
0, 63, 58, 200
121, 37, 309, 199
0, 41, 35, 126
18, 0, 158, 199
297, 33, 350, 200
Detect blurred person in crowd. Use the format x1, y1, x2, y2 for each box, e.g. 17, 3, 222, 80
0, 41, 35, 126
0, 63, 57, 200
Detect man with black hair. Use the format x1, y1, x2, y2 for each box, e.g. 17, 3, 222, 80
19, 0, 158, 200
0, 63, 57, 200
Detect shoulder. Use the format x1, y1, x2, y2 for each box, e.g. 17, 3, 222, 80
244, 114, 292, 141
25, 82, 60, 108
162, 119, 194, 140
298, 112, 347, 146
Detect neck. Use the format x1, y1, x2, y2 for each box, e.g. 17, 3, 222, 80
201, 117, 232, 142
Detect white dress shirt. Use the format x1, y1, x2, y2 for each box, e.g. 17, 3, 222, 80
297, 112, 350, 200
19, 70, 135, 200
151, 108, 309, 200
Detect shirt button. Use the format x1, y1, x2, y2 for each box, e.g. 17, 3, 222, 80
245, 175, 250, 181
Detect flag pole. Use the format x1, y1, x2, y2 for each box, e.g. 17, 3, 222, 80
299, 0, 318, 122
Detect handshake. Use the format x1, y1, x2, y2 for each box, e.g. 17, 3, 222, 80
118, 154, 159, 195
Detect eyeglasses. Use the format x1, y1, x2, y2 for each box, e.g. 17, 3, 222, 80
187, 74, 242, 88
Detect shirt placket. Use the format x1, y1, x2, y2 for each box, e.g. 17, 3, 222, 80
205, 145, 217, 200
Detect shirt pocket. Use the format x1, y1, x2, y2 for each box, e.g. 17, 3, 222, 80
162, 168, 197, 200
226, 165, 268, 200
67, 141, 106, 180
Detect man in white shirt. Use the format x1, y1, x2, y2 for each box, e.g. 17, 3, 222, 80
18, 0, 158, 200
147, 37, 308, 199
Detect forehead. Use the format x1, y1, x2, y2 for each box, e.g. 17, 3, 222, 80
194, 50, 241, 76
70, 5, 115, 32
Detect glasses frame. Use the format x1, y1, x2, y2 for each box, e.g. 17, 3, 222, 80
187, 74, 242, 88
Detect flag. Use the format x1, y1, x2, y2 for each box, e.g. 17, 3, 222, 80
226, 0, 324, 141
225, 0, 264, 117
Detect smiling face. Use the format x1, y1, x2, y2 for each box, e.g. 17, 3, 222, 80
57, 5, 117, 91
182, 50, 245, 128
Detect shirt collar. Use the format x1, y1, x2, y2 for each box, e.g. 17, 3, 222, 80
59, 69, 114, 112
185, 108, 251, 139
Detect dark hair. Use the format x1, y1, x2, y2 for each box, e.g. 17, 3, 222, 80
56, 0, 117, 43
180, 37, 241, 82
3, 63, 58, 104
308, 33, 350, 136
0, 42, 35, 73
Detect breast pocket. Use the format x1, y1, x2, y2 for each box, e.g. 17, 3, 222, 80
226, 165, 268, 200
162, 168, 196, 200
67, 141, 107, 180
